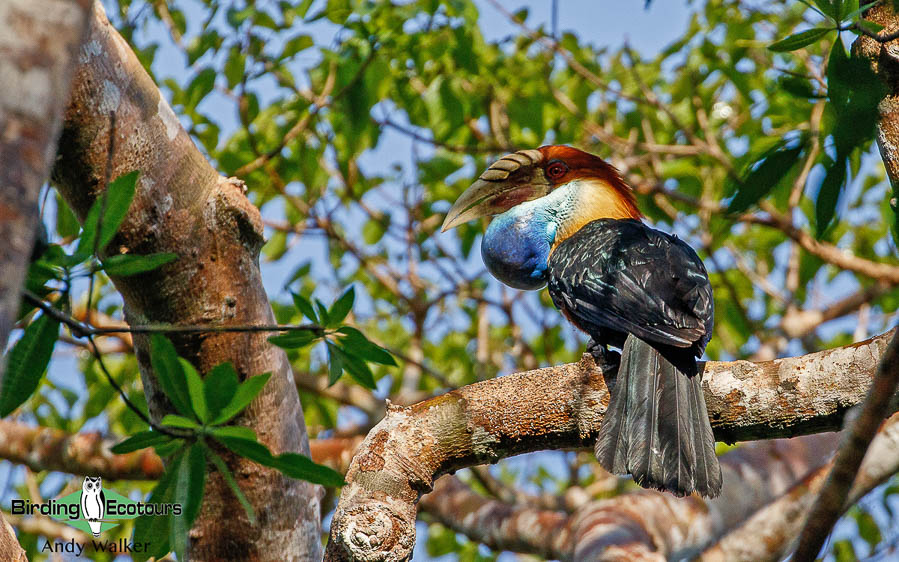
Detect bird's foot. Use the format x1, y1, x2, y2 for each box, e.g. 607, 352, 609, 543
587, 340, 620, 374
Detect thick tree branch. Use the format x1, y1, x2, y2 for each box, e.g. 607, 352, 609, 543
324, 330, 894, 560
49, 3, 319, 559
0, 420, 163, 481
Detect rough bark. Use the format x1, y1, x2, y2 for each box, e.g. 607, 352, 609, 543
324, 330, 894, 560
50, 3, 320, 560
0, 0, 91, 370
858, 2, 899, 191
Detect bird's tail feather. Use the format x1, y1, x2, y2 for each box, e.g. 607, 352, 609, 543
594, 335, 722, 498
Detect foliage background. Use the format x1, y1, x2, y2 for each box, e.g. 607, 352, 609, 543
4, 0, 899, 559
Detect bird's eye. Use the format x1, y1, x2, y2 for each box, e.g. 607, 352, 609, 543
546, 161, 568, 180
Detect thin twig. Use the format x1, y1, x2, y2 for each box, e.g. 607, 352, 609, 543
844, 21, 899, 43
23, 290, 323, 337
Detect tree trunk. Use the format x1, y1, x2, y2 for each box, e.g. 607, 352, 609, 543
0, 1, 93, 558
50, 3, 321, 559
0, 0, 91, 371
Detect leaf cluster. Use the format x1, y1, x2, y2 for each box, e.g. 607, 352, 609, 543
109, 334, 344, 560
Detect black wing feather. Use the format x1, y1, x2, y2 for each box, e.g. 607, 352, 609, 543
547, 219, 713, 354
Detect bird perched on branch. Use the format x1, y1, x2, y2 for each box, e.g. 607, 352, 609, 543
442, 145, 722, 498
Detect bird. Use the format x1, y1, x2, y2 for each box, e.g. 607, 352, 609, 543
81, 476, 106, 537
441, 145, 722, 498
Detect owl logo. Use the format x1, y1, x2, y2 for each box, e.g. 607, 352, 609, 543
80, 476, 106, 537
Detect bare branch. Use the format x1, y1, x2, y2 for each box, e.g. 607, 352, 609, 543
0, 420, 163, 481
0, 418, 356, 483
741, 213, 899, 284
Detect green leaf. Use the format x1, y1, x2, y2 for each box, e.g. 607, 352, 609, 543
296, 0, 314, 18
336, 327, 396, 365
362, 216, 388, 244
182, 443, 207, 524
295, 0, 313, 18
99, 171, 140, 252
100, 253, 178, 276
857, 19, 885, 34
282, 34, 313, 58
161, 414, 199, 429
180, 359, 208, 423
853, 508, 882, 549
215, 435, 345, 487
72, 172, 139, 262
291, 292, 318, 322
154, 439, 183, 458
314, 299, 331, 327
210, 372, 271, 425
224, 46, 246, 89
207, 449, 255, 523
267, 330, 317, 349
150, 334, 194, 418
832, 539, 856, 562
133, 450, 183, 561
328, 286, 355, 327
816, 157, 847, 238
186, 68, 217, 110
204, 362, 239, 422
331, 345, 377, 389
768, 28, 832, 52
214, 434, 272, 464
326, 341, 343, 386
170, 443, 207, 561
777, 75, 820, 99
110, 430, 173, 454
827, 43, 886, 157
283, 262, 311, 289
55, 194, 80, 239
271, 452, 345, 487
210, 425, 257, 440
727, 145, 804, 214
810, 0, 837, 19
0, 313, 60, 416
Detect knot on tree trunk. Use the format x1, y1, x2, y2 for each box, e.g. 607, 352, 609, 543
209, 175, 265, 256
327, 500, 416, 561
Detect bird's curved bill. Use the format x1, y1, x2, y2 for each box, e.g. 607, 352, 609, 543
441, 149, 549, 232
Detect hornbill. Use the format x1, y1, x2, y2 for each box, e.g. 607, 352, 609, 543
442, 145, 722, 498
